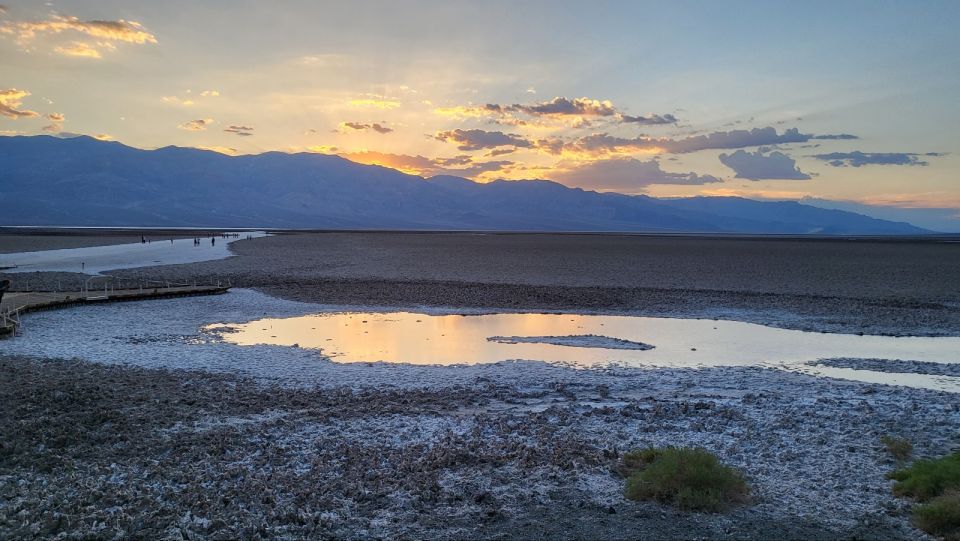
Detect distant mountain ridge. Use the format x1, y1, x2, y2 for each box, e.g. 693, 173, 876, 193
0, 135, 927, 234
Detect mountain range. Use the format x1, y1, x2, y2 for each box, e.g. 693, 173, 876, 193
0, 135, 929, 234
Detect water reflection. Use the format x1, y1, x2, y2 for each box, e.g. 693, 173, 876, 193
206, 310, 960, 389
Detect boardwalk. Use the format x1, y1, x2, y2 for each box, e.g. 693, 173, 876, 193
0, 285, 230, 337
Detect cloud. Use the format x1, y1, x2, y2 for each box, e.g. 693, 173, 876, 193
200, 90, 219, 97
306, 144, 339, 153
508, 96, 617, 117
223, 125, 253, 136
197, 145, 239, 155
811, 133, 858, 140
162, 95, 194, 106
53, 40, 111, 58
551, 158, 722, 192
0, 88, 38, 118
542, 127, 816, 157
42, 112, 65, 133
178, 118, 213, 131
811, 151, 944, 167
0, 5, 7, 14
619, 113, 677, 125
434, 96, 677, 128
341, 150, 512, 179
718, 150, 811, 180
339, 121, 393, 134
349, 95, 400, 109
2, 14, 156, 44
434, 128, 532, 151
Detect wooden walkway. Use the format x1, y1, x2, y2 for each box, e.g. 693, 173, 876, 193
0, 285, 230, 337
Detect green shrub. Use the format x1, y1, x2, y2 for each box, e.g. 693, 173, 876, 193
889, 451, 960, 501
622, 447, 748, 513
881, 435, 913, 462
913, 491, 960, 540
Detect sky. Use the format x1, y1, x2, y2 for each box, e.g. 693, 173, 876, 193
2, 0, 959, 217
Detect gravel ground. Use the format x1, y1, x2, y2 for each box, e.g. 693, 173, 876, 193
2, 356, 956, 540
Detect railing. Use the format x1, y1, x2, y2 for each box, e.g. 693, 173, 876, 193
0, 308, 20, 336
6, 275, 231, 293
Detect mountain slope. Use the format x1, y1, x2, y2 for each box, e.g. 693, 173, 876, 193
0, 135, 927, 234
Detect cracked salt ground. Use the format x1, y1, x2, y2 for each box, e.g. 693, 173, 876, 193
3, 288, 959, 391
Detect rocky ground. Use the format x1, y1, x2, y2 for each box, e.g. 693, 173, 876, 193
2, 356, 957, 540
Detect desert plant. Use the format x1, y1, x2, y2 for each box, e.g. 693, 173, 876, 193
881, 435, 913, 462
622, 447, 748, 513
889, 451, 960, 501
912, 491, 960, 540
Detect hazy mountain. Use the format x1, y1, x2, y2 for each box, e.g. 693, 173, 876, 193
0, 135, 928, 234
799, 197, 960, 233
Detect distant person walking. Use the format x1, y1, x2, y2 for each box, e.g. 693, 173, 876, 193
211, 237, 216, 246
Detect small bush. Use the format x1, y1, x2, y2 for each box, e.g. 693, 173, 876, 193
881, 435, 913, 462
622, 447, 748, 513
889, 452, 960, 501
913, 491, 960, 540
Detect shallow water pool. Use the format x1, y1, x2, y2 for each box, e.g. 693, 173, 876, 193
206, 310, 960, 389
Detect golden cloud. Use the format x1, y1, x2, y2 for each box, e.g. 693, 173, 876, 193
53, 40, 111, 58
3, 15, 156, 44
162, 96, 194, 106
341, 150, 512, 179
349, 95, 400, 109
0, 88, 38, 119
1, 13, 156, 58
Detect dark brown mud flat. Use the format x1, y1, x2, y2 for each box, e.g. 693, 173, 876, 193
1, 356, 951, 540
83, 232, 959, 336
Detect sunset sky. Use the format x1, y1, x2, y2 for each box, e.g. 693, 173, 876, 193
2, 0, 959, 211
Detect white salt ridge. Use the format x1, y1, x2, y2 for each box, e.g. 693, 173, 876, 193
488, 334, 655, 350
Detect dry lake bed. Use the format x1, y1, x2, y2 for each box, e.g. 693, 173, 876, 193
1, 231, 959, 539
